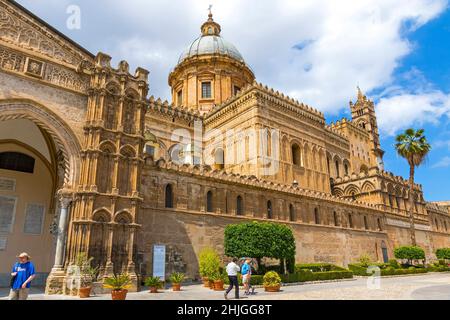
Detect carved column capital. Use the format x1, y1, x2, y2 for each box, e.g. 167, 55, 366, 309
57, 189, 73, 209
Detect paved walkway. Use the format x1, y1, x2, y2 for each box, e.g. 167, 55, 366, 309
1, 273, 449, 300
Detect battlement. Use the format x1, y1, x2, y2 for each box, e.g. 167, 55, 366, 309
147, 95, 203, 121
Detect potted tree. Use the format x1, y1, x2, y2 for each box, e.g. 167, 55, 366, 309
75, 253, 99, 298
145, 276, 163, 293
169, 272, 185, 291
198, 248, 221, 288
263, 271, 282, 292
103, 273, 132, 300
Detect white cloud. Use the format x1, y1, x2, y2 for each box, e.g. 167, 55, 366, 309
432, 156, 450, 168
376, 91, 450, 135
18, 0, 449, 116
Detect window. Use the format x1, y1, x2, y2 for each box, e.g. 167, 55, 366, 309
177, 90, 183, 106
23, 203, 45, 234
344, 164, 349, 176
267, 201, 273, 219
289, 204, 295, 222
165, 184, 173, 208
214, 149, 224, 169
206, 191, 214, 212
237, 196, 243, 216
233, 85, 241, 95
0, 195, 17, 233
0, 152, 35, 173
144, 144, 155, 156
364, 216, 369, 230
334, 211, 339, 226
292, 144, 301, 166
201, 82, 212, 99
314, 208, 320, 224
348, 214, 353, 228
335, 160, 340, 177
377, 218, 383, 231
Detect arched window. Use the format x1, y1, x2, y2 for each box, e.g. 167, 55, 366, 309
214, 148, 224, 169
314, 208, 320, 224
289, 204, 295, 222
292, 144, 301, 166
267, 201, 273, 219
165, 184, 174, 208
344, 163, 349, 176
236, 196, 243, 216
377, 218, 383, 231
327, 157, 331, 175
435, 218, 439, 230
348, 214, 353, 228
445, 221, 448, 232
206, 191, 214, 213
364, 216, 369, 230
0, 152, 35, 173
334, 211, 339, 226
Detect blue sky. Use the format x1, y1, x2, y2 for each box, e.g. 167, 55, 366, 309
16, 0, 450, 201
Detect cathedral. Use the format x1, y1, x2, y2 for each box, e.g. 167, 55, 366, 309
0, 0, 449, 294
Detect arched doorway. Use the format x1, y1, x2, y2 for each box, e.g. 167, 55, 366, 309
0, 101, 80, 288
381, 241, 389, 263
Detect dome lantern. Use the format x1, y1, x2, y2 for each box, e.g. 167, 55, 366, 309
201, 11, 221, 36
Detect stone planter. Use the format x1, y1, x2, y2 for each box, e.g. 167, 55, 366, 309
111, 289, 128, 300
264, 284, 281, 292
79, 286, 91, 298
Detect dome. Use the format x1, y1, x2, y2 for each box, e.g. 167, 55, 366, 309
178, 34, 245, 65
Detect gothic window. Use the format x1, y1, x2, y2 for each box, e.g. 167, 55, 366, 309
214, 148, 224, 169
97, 146, 115, 193
0, 152, 35, 173
206, 191, 214, 213
445, 221, 448, 232
267, 200, 273, 219
123, 98, 135, 134
314, 208, 320, 224
377, 218, 383, 231
201, 82, 212, 99
435, 218, 439, 230
335, 160, 340, 177
165, 184, 174, 208
334, 211, 339, 226
236, 196, 243, 216
364, 216, 369, 230
327, 157, 331, 174
292, 144, 301, 166
344, 163, 349, 176
104, 95, 117, 130
177, 89, 183, 106
289, 204, 295, 222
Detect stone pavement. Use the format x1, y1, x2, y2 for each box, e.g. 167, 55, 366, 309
1, 273, 449, 300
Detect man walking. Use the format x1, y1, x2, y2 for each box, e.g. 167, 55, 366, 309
9, 252, 36, 300
224, 258, 240, 300
242, 258, 255, 295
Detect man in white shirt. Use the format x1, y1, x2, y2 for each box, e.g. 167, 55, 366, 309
224, 258, 240, 300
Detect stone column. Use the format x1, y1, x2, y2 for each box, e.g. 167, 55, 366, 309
45, 191, 73, 295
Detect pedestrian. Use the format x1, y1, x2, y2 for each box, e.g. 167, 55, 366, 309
224, 257, 240, 300
9, 252, 36, 300
242, 258, 255, 295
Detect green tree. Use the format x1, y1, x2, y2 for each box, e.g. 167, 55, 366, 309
395, 128, 431, 246
435, 248, 450, 260
224, 221, 296, 273
394, 246, 425, 265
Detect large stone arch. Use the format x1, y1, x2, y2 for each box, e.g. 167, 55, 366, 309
0, 99, 82, 188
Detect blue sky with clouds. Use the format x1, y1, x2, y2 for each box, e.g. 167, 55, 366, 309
16, 0, 450, 201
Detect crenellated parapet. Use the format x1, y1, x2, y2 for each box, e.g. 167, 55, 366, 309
147, 95, 203, 122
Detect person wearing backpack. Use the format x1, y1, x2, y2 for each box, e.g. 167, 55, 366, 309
9, 252, 36, 300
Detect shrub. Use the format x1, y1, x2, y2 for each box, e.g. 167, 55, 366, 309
280, 270, 353, 283
144, 276, 163, 288
103, 274, 132, 291
295, 263, 333, 272
263, 271, 282, 287
358, 253, 373, 267
349, 263, 429, 276
169, 272, 185, 284
394, 246, 425, 264
388, 259, 400, 269
436, 248, 450, 260
198, 247, 221, 278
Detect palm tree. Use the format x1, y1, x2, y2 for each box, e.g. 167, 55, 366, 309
395, 128, 431, 246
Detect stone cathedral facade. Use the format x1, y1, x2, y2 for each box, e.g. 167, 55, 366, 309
0, 1, 449, 294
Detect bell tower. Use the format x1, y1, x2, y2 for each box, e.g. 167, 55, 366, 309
350, 87, 385, 170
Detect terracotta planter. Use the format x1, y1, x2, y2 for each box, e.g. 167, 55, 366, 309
149, 286, 159, 293
111, 289, 128, 300
213, 280, 224, 291
172, 283, 181, 291
264, 284, 281, 292
202, 277, 210, 288
79, 286, 91, 298
209, 280, 215, 290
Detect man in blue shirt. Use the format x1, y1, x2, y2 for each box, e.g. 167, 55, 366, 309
241, 258, 254, 295
9, 252, 36, 300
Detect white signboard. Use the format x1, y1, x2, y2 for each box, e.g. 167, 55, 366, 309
153, 244, 166, 281
0, 178, 15, 191
0, 196, 17, 233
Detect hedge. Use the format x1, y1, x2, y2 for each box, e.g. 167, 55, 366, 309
281, 270, 353, 283
348, 263, 429, 276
